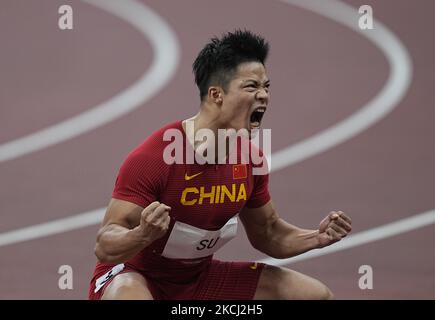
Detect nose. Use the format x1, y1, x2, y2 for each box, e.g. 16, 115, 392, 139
255, 87, 269, 105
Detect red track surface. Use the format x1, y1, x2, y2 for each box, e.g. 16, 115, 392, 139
1, 0, 434, 299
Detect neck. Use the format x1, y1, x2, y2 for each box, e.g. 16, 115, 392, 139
183, 103, 230, 164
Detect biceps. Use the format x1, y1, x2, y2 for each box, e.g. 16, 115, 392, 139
240, 200, 277, 237
102, 198, 143, 229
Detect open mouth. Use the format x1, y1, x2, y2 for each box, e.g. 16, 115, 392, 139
250, 106, 266, 128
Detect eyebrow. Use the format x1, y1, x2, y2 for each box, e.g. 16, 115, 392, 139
243, 79, 271, 85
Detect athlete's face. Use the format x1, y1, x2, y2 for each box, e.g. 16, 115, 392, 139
219, 61, 270, 132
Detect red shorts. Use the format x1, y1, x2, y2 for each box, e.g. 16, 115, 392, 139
89, 259, 264, 300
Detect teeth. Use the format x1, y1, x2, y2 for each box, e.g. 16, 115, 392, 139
250, 107, 266, 127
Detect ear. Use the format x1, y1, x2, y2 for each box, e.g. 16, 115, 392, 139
208, 86, 223, 105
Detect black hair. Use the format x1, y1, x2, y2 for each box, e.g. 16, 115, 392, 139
193, 30, 269, 100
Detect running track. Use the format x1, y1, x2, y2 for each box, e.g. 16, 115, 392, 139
1, 0, 434, 299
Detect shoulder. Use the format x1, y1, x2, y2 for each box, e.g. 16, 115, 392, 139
125, 120, 183, 166
114, 121, 185, 184
237, 136, 269, 175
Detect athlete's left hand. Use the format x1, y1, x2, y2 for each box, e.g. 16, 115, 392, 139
317, 211, 352, 248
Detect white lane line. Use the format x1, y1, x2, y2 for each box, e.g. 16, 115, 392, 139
0, 0, 179, 163
0, 209, 104, 247
259, 209, 435, 266
272, 0, 412, 171
0, 0, 417, 256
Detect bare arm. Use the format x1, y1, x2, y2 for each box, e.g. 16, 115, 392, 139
239, 200, 352, 259
94, 198, 171, 264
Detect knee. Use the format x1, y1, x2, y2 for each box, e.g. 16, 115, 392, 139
304, 280, 334, 300
255, 265, 334, 300
102, 273, 152, 300
112, 276, 142, 292
280, 282, 333, 300
278, 273, 334, 300
319, 285, 334, 300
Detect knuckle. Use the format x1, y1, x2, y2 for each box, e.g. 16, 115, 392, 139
148, 222, 157, 228
148, 201, 160, 209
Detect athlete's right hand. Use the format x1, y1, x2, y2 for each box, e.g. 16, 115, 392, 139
135, 201, 171, 244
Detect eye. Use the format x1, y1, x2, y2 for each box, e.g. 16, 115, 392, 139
245, 84, 257, 90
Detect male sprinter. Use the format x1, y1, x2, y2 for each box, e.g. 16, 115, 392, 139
89, 30, 352, 300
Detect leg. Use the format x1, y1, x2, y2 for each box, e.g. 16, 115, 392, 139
254, 265, 334, 300
101, 272, 154, 300
194, 261, 263, 300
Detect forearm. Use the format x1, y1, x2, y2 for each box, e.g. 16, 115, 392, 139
95, 224, 150, 264
255, 218, 320, 259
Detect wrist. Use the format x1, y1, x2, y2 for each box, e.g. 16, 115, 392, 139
128, 227, 152, 247
302, 229, 322, 250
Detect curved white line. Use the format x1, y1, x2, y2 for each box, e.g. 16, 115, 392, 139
0, 209, 104, 247
259, 209, 435, 266
271, 0, 412, 171
0, 0, 179, 163
0, 0, 420, 259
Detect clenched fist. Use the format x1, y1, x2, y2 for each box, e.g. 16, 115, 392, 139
134, 201, 171, 245
317, 211, 352, 248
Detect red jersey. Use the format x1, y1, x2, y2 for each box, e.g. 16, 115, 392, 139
94, 120, 270, 279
